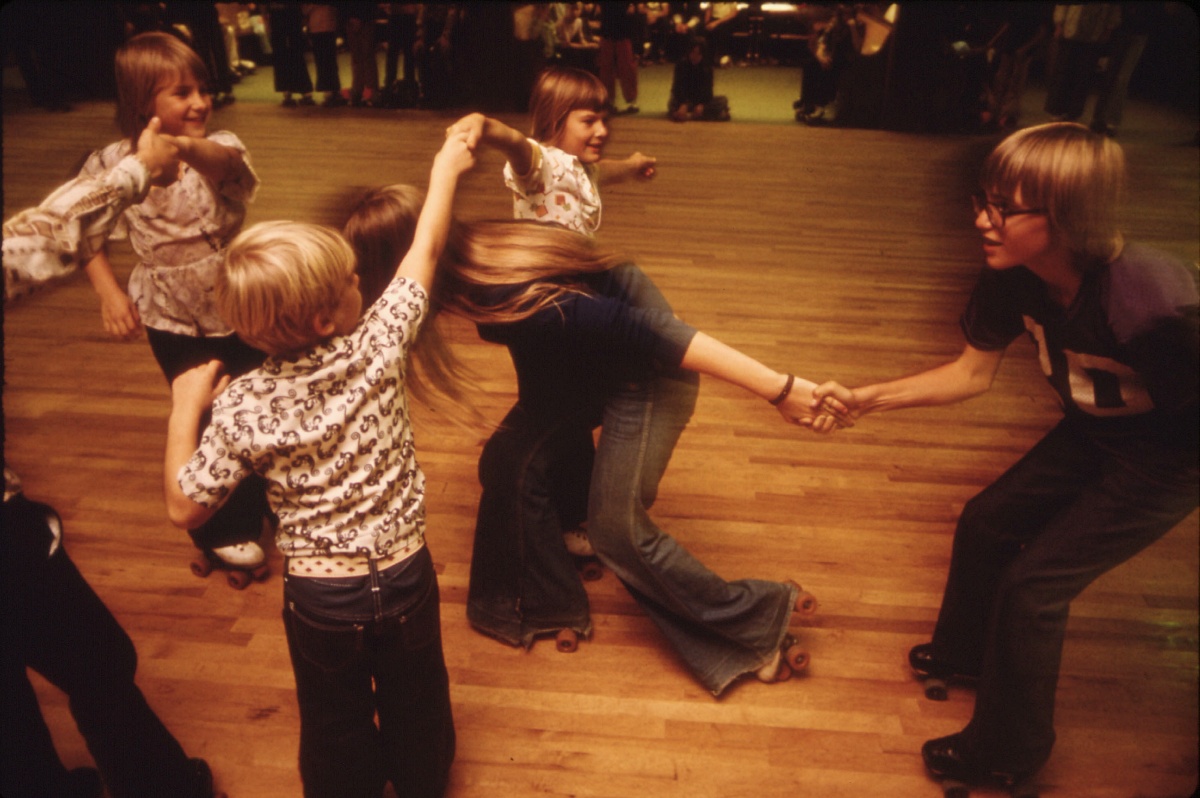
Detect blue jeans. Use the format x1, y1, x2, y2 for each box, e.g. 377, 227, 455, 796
467, 403, 597, 647
589, 368, 798, 695
929, 420, 1199, 777
283, 548, 455, 798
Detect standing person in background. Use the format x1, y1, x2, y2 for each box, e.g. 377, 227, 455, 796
304, 3, 346, 107
343, 1, 380, 107
596, 1, 641, 114
1089, 1, 1157, 137
267, 2, 316, 107
380, 3, 420, 108
1044, 3, 1121, 121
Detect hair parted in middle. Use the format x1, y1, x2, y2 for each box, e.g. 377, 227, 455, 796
115, 31, 210, 142
528, 67, 609, 147
981, 121, 1126, 265
217, 221, 357, 356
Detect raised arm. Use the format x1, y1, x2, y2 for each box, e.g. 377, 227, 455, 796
445, 112, 535, 177
396, 132, 476, 289
813, 342, 1005, 420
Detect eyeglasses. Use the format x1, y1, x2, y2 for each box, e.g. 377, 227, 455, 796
971, 192, 1045, 231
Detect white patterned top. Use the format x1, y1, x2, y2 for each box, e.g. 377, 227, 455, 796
4, 155, 150, 301
503, 139, 601, 236
179, 276, 429, 559
80, 130, 259, 336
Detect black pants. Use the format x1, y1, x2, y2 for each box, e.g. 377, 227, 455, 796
146, 327, 270, 552
1, 495, 205, 797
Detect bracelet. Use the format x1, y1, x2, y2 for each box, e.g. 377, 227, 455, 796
768, 374, 795, 406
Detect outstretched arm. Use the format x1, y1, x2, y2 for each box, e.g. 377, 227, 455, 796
163, 360, 230, 529
4, 118, 179, 305
396, 131, 476, 289
598, 152, 657, 184
679, 331, 849, 433
813, 342, 1005, 420
445, 112, 535, 176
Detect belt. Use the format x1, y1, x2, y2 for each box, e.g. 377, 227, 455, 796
286, 547, 410, 578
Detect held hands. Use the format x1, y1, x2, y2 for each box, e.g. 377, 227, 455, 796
811, 381, 862, 424
773, 377, 857, 434
135, 117, 181, 187
445, 113, 487, 150
437, 130, 477, 177
774, 377, 852, 433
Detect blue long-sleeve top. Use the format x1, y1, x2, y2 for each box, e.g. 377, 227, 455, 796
476, 264, 699, 415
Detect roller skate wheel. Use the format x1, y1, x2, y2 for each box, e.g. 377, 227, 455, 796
924, 678, 948, 701
191, 554, 214, 578
555, 629, 579, 653
579, 559, 604, 581
784, 644, 809, 673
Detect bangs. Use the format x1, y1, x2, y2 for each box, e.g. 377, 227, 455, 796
980, 123, 1125, 263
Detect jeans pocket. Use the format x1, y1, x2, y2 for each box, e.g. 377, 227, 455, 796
284, 601, 363, 674
397, 574, 442, 652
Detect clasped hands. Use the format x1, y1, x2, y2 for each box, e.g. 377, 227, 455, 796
774, 377, 859, 434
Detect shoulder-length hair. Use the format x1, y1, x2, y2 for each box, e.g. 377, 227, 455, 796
115, 31, 209, 142
980, 121, 1126, 265
528, 67, 609, 146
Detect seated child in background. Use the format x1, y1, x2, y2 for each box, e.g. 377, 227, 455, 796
669, 39, 730, 122
161, 133, 475, 798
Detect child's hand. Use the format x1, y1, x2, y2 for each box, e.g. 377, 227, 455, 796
630, 152, 657, 179
445, 112, 487, 150
97, 283, 143, 340
776, 377, 853, 433
811, 381, 860, 422
135, 117, 181, 187
171, 359, 230, 415
436, 130, 477, 177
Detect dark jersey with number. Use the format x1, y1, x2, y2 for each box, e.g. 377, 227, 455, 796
960, 244, 1199, 448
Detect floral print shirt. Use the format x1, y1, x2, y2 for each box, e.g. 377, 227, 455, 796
179, 276, 430, 560
80, 130, 258, 336
503, 139, 601, 236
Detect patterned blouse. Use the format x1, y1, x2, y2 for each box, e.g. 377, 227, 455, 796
4, 155, 150, 301
503, 139, 601, 236
80, 130, 259, 337
179, 277, 430, 559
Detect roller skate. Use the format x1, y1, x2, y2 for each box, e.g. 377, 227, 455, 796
754, 633, 809, 683
564, 525, 603, 581
923, 734, 1040, 797
191, 540, 268, 590
909, 642, 979, 701
786, 579, 818, 615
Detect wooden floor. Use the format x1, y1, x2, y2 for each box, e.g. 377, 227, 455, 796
3, 88, 1198, 798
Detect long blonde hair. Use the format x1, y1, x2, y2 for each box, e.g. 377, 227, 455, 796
435, 219, 629, 324
981, 122, 1126, 265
